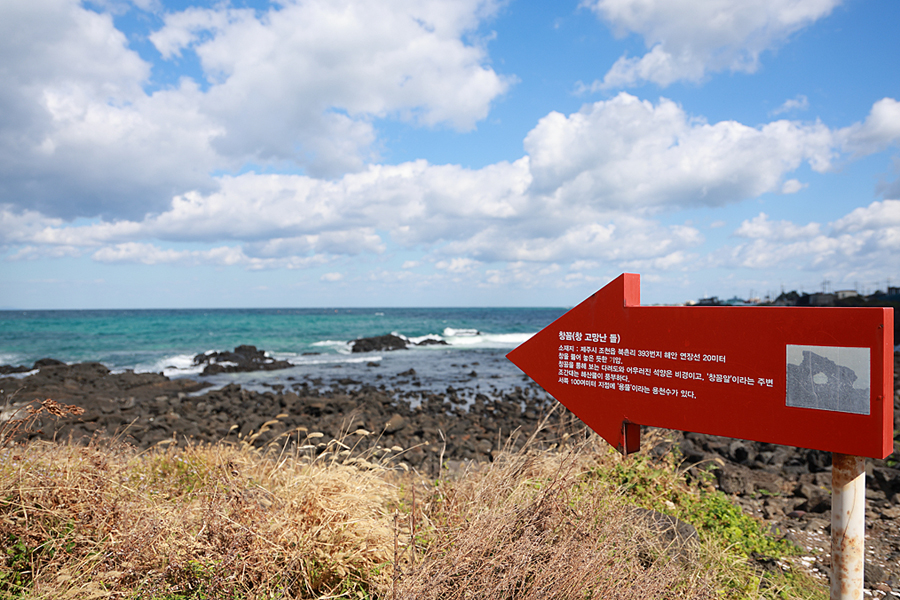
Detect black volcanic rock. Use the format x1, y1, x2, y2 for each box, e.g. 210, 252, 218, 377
416, 338, 448, 347
34, 358, 66, 368
351, 334, 408, 353
193, 345, 293, 375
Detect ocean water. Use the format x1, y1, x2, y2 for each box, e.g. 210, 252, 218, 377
0, 308, 566, 397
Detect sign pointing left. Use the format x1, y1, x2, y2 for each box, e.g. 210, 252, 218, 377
507, 273, 893, 459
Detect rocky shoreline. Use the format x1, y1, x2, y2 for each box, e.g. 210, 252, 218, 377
2, 352, 898, 594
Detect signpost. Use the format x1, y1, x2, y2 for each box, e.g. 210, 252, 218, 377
507, 273, 894, 600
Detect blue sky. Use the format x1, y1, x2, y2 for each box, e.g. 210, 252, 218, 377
1, 0, 899, 309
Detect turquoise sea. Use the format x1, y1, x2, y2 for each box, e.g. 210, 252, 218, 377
0, 308, 566, 396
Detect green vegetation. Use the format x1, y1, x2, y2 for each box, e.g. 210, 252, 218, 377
592, 448, 799, 558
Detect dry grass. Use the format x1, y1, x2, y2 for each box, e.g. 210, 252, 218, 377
0, 416, 825, 600
395, 437, 714, 600
1, 398, 84, 449
1, 427, 401, 599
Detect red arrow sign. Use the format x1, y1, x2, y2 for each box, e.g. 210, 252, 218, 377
507, 274, 894, 459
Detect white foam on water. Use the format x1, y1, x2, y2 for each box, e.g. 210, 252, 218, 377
443, 327, 479, 337
442, 331, 534, 348
311, 340, 353, 354
136, 353, 205, 377
0, 353, 23, 366
485, 332, 534, 345
294, 354, 382, 366
408, 334, 444, 345
4, 369, 39, 379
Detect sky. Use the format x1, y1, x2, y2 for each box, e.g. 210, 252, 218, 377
1, 0, 899, 309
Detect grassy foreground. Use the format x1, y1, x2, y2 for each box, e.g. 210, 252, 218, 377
1, 405, 826, 599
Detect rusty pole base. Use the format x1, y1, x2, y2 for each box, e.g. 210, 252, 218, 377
831, 453, 866, 600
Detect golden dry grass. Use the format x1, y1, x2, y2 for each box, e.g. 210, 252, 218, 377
0, 415, 825, 600
1, 430, 401, 599
394, 436, 715, 600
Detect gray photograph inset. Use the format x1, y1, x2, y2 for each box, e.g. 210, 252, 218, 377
786, 345, 870, 415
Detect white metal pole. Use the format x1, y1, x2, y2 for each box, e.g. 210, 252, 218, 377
831, 453, 866, 600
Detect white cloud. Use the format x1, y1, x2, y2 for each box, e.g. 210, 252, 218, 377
837, 98, 900, 156
0, 0, 220, 219
244, 230, 386, 258
150, 0, 510, 177
524, 93, 834, 208
781, 179, 807, 194
584, 0, 841, 88
570, 260, 601, 271
435, 257, 481, 273
0, 206, 63, 246
92, 242, 200, 265
321, 272, 344, 282
437, 217, 702, 264
734, 213, 820, 240
772, 95, 810, 116
831, 199, 900, 232
5, 89, 899, 287
91, 241, 331, 269
0, 0, 510, 219
726, 202, 900, 275
621, 250, 695, 271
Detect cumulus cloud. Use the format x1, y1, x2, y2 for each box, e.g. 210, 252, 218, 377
149, 0, 510, 177
836, 98, 900, 156
4, 87, 899, 288
524, 93, 833, 208
0, 0, 220, 219
734, 213, 821, 240
831, 199, 900, 232
0, 206, 63, 246
781, 179, 807, 194
726, 201, 900, 274
583, 0, 841, 88
0, 0, 510, 220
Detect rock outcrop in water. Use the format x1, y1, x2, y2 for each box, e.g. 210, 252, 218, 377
193, 345, 293, 375
351, 334, 449, 353
351, 334, 409, 353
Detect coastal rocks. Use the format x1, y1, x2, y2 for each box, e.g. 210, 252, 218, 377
350, 334, 449, 353
416, 338, 449, 347
0, 362, 209, 421
4, 351, 899, 590
34, 358, 66, 368
351, 334, 409, 353
0, 357, 65, 374
384, 413, 407, 433
2, 362, 570, 470
193, 345, 292, 375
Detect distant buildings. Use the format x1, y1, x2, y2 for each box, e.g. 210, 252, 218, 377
835, 290, 859, 300
691, 285, 899, 307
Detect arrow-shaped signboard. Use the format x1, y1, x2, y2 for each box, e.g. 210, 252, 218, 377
508, 273, 894, 459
